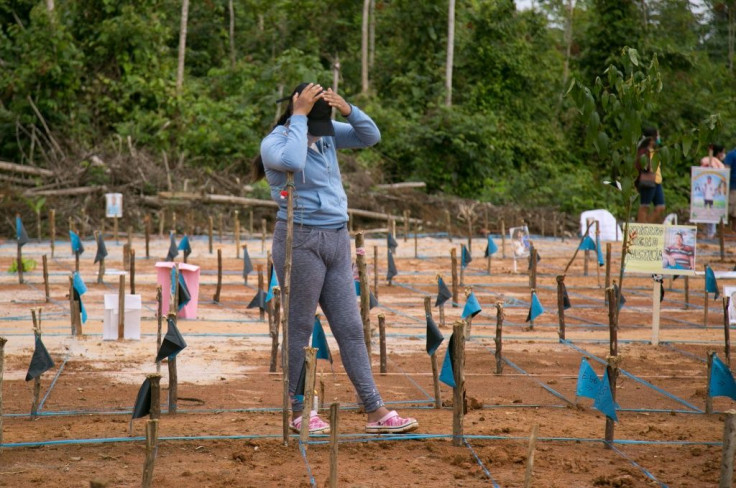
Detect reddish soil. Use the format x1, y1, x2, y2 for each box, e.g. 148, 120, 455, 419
1, 231, 735, 487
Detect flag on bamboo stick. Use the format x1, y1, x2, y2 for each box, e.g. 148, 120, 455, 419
709, 354, 736, 401
243, 248, 253, 279
247, 289, 267, 310
312, 316, 332, 363
439, 332, 456, 388
386, 250, 397, 280
705, 265, 720, 300
294, 361, 307, 403
155, 316, 187, 362
265, 267, 278, 302
525, 291, 544, 322
354, 281, 379, 309
462, 291, 482, 319
178, 235, 192, 260
578, 236, 596, 251
131, 377, 152, 419
24, 336, 54, 381
387, 232, 398, 252
16, 216, 29, 247
484, 235, 498, 257
594, 370, 618, 422
435, 276, 452, 307
596, 235, 604, 266
94, 233, 108, 264
70, 230, 84, 256
426, 313, 443, 355
72, 271, 88, 323
166, 232, 178, 261
461, 245, 472, 268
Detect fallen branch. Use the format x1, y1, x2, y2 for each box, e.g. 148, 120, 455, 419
0, 160, 55, 177
375, 181, 426, 190
23, 185, 107, 197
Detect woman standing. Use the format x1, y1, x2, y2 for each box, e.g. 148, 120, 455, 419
254, 83, 418, 435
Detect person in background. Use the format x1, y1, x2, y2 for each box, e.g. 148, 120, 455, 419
253, 82, 418, 435
723, 146, 736, 231
635, 127, 665, 223
700, 144, 726, 238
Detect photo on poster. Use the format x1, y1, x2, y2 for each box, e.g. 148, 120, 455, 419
509, 225, 530, 259
661, 226, 696, 272
726, 287, 736, 325
105, 193, 123, 218
624, 224, 697, 276
690, 167, 730, 224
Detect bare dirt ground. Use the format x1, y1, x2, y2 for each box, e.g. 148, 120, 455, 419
1, 227, 736, 487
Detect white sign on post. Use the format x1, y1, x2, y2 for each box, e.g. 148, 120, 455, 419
105, 193, 123, 218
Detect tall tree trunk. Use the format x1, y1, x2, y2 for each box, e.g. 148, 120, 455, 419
46, 0, 54, 11
361, 0, 370, 95
729, 4, 734, 73
176, 0, 190, 95
562, 0, 575, 91
228, 0, 236, 68
445, 0, 456, 107
369, 0, 376, 70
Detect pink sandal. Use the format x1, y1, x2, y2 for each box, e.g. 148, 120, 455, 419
366, 410, 418, 434
290, 411, 330, 435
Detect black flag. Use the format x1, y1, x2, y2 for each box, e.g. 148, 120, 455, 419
243, 248, 254, 279
561, 281, 571, 310
131, 377, 152, 419
386, 250, 397, 280
436, 276, 452, 307
294, 361, 307, 403
25, 336, 55, 381
387, 233, 398, 252
247, 289, 267, 310
155, 316, 187, 362
426, 314, 444, 355
166, 232, 179, 261
94, 233, 108, 264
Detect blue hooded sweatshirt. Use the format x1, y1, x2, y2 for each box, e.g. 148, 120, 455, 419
260, 105, 380, 227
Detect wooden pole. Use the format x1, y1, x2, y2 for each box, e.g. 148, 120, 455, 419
329, 403, 339, 488
113, 215, 119, 243
145, 214, 151, 259
605, 243, 612, 305
257, 266, 265, 322
300, 347, 318, 444
685, 276, 690, 310
378, 313, 387, 374
127, 226, 133, 263
720, 217, 726, 262
424, 297, 442, 408
270, 287, 281, 373
445, 209, 452, 242
31, 309, 42, 418
141, 419, 159, 488
130, 249, 136, 295
706, 267, 711, 329
720, 410, 736, 488
261, 218, 267, 253
500, 219, 506, 259
459, 247, 465, 287
234, 210, 241, 258
451, 320, 466, 447
523, 424, 540, 488
281, 174, 294, 446
95, 231, 105, 284
495, 302, 504, 374
0, 336, 6, 452
595, 220, 601, 287
213, 249, 222, 302
49, 208, 55, 258
42, 255, 50, 302
725, 297, 732, 367
218, 214, 224, 243
707, 351, 715, 414
156, 286, 162, 374
208, 216, 214, 254
403, 210, 409, 242
356, 233, 372, 358
556, 275, 566, 341
529, 243, 538, 291
158, 210, 165, 238
249, 209, 254, 235
652, 277, 661, 346
414, 220, 419, 259
68, 276, 77, 335
118, 274, 125, 340
123, 243, 130, 271
147, 374, 161, 420
605, 287, 619, 447
451, 248, 458, 308
464, 287, 474, 337
16, 216, 23, 285
373, 246, 379, 300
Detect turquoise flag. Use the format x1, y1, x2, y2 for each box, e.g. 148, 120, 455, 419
426, 313, 443, 356
461, 245, 472, 269
705, 265, 720, 300
16, 216, 29, 247
177, 235, 192, 259
265, 267, 278, 302
436, 276, 452, 307
386, 250, 397, 280
70, 230, 84, 255
72, 271, 88, 324
709, 354, 736, 401
596, 235, 604, 266
462, 291, 481, 319
484, 235, 498, 257
312, 316, 332, 364
594, 370, 618, 422
166, 232, 178, 261
578, 235, 596, 251
525, 291, 544, 322
439, 333, 456, 388
576, 357, 601, 399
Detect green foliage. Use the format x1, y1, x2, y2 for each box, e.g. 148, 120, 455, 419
8, 257, 37, 273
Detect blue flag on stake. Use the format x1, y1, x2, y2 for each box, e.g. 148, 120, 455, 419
596, 235, 604, 266
72, 271, 88, 324
436, 276, 452, 307
426, 313, 444, 355
705, 265, 720, 300
70, 230, 84, 256
613, 283, 626, 311
166, 232, 178, 261
578, 235, 597, 251
247, 289, 267, 310
560, 280, 571, 310
387, 232, 398, 252
155, 316, 187, 362
386, 250, 397, 281
439, 332, 456, 388
354, 281, 379, 309
16, 216, 30, 247
131, 377, 152, 419
709, 354, 736, 401
265, 267, 278, 302
294, 362, 307, 403
594, 370, 618, 422
243, 247, 253, 279
25, 336, 55, 381
484, 235, 498, 258
462, 291, 482, 319
576, 357, 602, 399
170, 267, 191, 311
526, 291, 544, 322
94, 232, 108, 264
178, 235, 192, 259
461, 245, 472, 269
312, 316, 332, 363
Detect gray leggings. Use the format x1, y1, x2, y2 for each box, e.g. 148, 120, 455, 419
271, 220, 383, 413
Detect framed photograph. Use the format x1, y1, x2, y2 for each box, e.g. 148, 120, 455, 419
690, 167, 730, 224
726, 286, 736, 326
509, 225, 530, 259
625, 224, 697, 276
105, 193, 123, 218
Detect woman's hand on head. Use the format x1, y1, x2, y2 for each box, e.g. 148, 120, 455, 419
292, 83, 324, 116
322, 88, 352, 117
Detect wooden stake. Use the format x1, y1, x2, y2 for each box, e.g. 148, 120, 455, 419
445, 209, 452, 242
270, 287, 281, 373
529, 243, 538, 291
0, 336, 6, 452
605, 243, 612, 305
118, 274, 125, 340
257, 266, 265, 322
451, 321, 466, 447
403, 210, 409, 242
707, 351, 715, 415
523, 424, 539, 488
281, 174, 294, 446
652, 277, 661, 346
16, 214, 23, 284
329, 403, 339, 488
147, 374, 162, 420
213, 249, 222, 302
30, 309, 42, 418
414, 220, 419, 259
234, 210, 241, 258
167, 346, 178, 414
424, 297, 442, 408
123, 243, 130, 271
68, 276, 78, 335
719, 217, 726, 262
373, 246, 379, 300
378, 314, 386, 374
595, 220, 601, 287
605, 287, 619, 447
42, 255, 50, 302
356, 233, 372, 359
500, 219, 506, 259
450, 248, 458, 308
158, 210, 165, 239
49, 208, 55, 258
208, 216, 214, 254
459, 247, 465, 287
706, 266, 711, 328
95, 231, 105, 284
685, 276, 690, 310
556, 275, 566, 341
719, 410, 736, 488
261, 218, 267, 253
494, 302, 504, 374
145, 215, 151, 259
156, 286, 162, 374
300, 347, 318, 444
127, 226, 133, 259
464, 287, 474, 337
249, 209, 254, 235
113, 216, 119, 243
130, 249, 136, 295
141, 419, 159, 488
218, 213, 224, 243
725, 297, 732, 367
